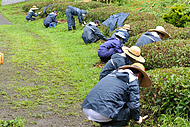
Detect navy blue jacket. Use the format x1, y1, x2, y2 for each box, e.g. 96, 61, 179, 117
99, 53, 131, 81
135, 32, 162, 47
26, 10, 39, 20
82, 69, 140, 121
67, 6, 87, 24
43, 12, 58, 25
82, 22, 108, 44
98, 38, 123, 58
111, 29, 129, 44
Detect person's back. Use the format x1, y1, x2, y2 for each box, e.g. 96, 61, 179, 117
99, 53, 131, 81
44, 12, 56, 25
98, 37, 123, 63
82, 22, 99, 44
82, 21, 107, 44
67, 6, 79, 16
82, 63, 152, 126
135, 32, 162, 47
135, 26, 170, 47
25, 6, 40, 21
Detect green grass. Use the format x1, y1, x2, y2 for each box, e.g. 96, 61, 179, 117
0, 0, 189, 126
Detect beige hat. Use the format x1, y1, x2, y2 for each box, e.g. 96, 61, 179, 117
122, 24, 132, 31
119, 63, 152, 87
122, 46, 145, 63
148, 26, 170, 38
31, 5, 39, 10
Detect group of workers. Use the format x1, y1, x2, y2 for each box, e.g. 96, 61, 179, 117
26, 5, 170, 127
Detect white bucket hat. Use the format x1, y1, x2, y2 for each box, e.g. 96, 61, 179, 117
148, 26, 170, 38
115, 32, 126, 39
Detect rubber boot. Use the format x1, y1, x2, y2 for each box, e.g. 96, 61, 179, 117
73, 26, 76, 30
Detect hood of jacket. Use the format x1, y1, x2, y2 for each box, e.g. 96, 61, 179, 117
88, 22, 96, 27
81, 10, 87, 15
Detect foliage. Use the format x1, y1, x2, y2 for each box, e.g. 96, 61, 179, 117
163, 4, 190, 27
157, 114, 190, 127
140, 39, 190, 70
0, 119, 25, 127
140, 67, 190, 119
22, 1, 107, 19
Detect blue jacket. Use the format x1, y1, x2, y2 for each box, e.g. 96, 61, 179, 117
82, 22, 108, 44
66, 6, 87, 24
111, 29, 129, 44
99, 53, 131, 81
82, 69, 140, 121
135, 32, 162, 47
26, 10, 39, 20
98, 38, 123, 58
43, 12, 58, 25
102, 12, 129, 32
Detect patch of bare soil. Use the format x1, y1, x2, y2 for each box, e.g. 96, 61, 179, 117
0, 48, 93, 127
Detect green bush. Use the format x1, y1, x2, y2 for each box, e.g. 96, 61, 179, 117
0, 119, 25, 127
140, 39, 190, 70
140, 67, 190, 120
163, 4, 190, 27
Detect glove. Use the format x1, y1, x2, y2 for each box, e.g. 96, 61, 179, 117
135, 115, 148, 124
135, 116, 142, 124
84, 21, 86, 25
38, 11, 42, 14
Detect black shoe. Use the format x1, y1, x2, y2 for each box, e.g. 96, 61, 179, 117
73, 26, 76, 30
68, 29, 72, 31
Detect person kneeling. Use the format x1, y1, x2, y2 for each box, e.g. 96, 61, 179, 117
82, 63, 151, 127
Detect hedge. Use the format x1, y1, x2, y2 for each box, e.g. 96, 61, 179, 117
140, 67, 190, 119
140, 39, 190, 70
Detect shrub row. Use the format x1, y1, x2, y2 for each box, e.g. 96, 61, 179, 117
22, 1, 107, 19
22, 1, 190, 41
140, 67, 190, 119
140, 39, 190, 70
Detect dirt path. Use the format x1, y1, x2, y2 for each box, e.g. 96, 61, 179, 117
0, 33, 93, 127
0, 12, 11, 25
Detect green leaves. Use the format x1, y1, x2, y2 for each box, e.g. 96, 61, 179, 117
163, 4, 190, 27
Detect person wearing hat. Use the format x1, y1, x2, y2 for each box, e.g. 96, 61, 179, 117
82, 63, 151, 127
26, 5, 41, 21
111, 24, 132, 45
135, 26, 170, 47
43, 11, 60, 28
66, 6, 87, 31
82, 19, 108, 44
98, 32, 126, 63
99, 46, 145, 81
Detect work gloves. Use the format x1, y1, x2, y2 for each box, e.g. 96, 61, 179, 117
135, 115, 148, 124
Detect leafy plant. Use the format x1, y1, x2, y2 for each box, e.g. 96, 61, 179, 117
140, 39, 190, 70
0, 119, 25, 127
163, 3, 190, 27
141, 67, 190, 118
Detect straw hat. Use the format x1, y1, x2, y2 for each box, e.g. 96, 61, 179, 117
119, 63, 152, 87
122, 46, 145, 63
31, 5, 39, 10
148, 26, 170, 38
122, 24, 132, 31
